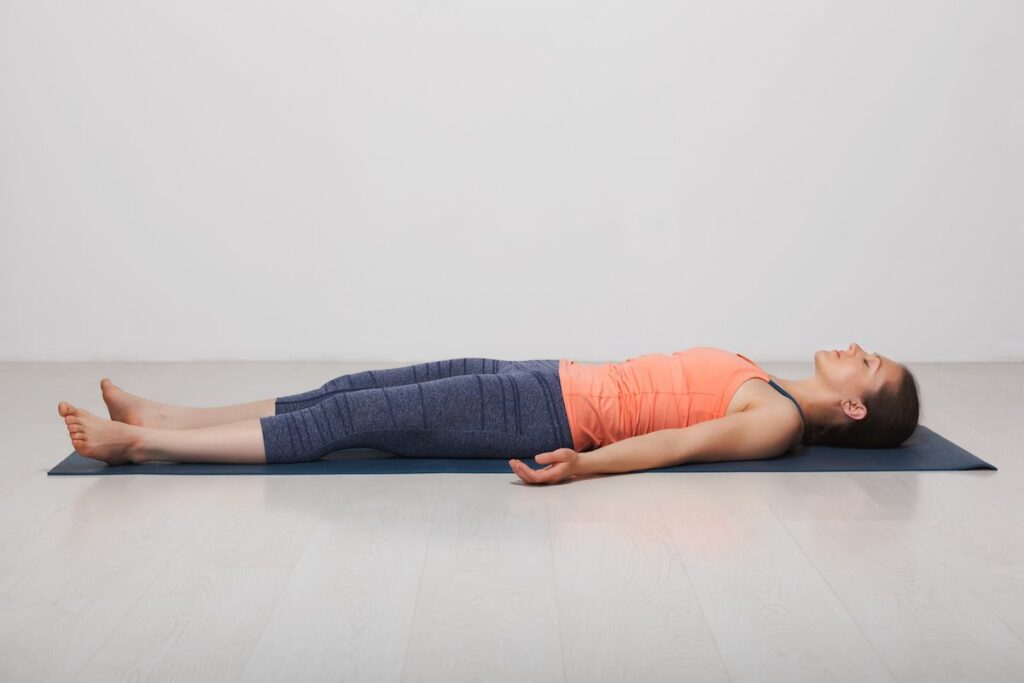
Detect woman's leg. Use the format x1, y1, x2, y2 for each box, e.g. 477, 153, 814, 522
99, 378, 276, 430
59, 401, 268, 465
135, 418, 268, 464
91, 359, 572, 465
104, 358, 515, 430
260, 358, 572, 464
272, 357, 515, 414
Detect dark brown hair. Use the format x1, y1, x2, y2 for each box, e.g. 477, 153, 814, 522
801, 364, 920, 448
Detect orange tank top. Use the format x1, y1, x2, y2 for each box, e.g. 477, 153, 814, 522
557, 347, 771, 451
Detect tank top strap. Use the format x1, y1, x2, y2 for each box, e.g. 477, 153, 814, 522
767, 380, 804, 424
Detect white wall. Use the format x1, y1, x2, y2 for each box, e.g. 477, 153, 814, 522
1, 0, 1020, 363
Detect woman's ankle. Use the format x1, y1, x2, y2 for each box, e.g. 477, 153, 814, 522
126, 427, 150, 464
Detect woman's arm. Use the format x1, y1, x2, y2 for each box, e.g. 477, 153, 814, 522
575, 407, 800, 476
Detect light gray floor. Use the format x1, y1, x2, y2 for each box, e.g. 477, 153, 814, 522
1, 359, 1022, 682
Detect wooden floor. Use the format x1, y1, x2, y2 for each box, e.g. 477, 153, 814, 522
1, 359, 1022, 682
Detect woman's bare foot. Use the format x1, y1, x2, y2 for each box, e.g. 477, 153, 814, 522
58, 401, 145, 465
100, 378, 169, 428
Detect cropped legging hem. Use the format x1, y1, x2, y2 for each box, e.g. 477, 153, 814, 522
258, 357, 575, 464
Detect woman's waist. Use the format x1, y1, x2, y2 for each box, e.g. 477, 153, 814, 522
560, 356, 702, 443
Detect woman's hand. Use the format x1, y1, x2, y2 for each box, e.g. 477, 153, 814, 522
508, 447, 580, 485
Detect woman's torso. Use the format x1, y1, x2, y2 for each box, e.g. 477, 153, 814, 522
558, 347, 803, 452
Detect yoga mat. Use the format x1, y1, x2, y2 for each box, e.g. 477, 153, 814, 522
47, 425, 995, 475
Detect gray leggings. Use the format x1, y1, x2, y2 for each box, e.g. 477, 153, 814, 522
258, 357, 575, 464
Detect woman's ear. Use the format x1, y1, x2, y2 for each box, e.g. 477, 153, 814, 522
840, 398, 867, 421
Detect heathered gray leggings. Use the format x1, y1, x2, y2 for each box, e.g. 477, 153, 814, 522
258, 357, 575, 464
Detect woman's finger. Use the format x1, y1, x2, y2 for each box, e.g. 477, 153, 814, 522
543, 467, 562, 484
510, 458, 551, 485
509, 459, 532, 483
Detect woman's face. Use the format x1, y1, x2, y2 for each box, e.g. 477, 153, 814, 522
814, 342, 900, 403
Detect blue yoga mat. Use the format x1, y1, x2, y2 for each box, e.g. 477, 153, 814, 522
47, 424, 995, 475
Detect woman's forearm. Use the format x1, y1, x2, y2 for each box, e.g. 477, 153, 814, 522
574, 430, 677, 476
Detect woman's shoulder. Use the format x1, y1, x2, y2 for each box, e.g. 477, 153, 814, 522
738, 380, 804, 450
